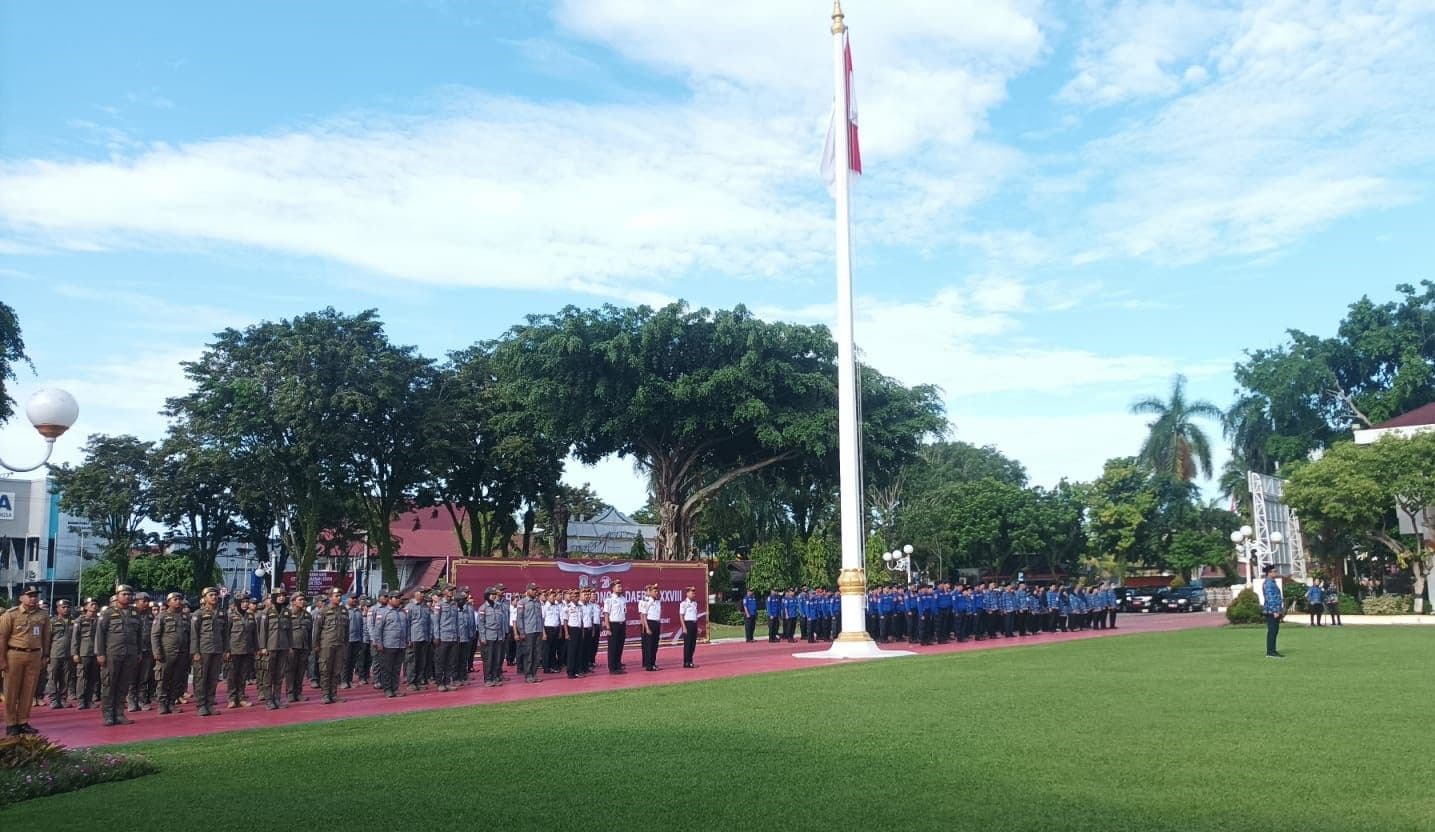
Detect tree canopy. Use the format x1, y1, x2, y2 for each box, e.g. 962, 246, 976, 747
0, 300, 30, 425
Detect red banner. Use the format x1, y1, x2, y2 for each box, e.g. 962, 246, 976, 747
280, 570, 344, 596
452, 558, 708, 642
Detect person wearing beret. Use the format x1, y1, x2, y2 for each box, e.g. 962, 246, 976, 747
679, 587, 700, 669
312, 587, 349, 704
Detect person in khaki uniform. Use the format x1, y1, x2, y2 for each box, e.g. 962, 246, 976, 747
1, 586, 52, 736
286, 594, 313, 703
226, 594, 258, 708
151, 592, 190, 714
256, 588, 292, 709
48, 599, 75, 709
311, 587, 348, 705
189, 587, 228, 717
94, 585, 143, 727
71, 597, 101, 708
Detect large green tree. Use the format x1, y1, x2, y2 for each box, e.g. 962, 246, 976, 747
0, 300, 29, 424
1131, 374, 1223, 481
1234, 281, 1435, 466
53, 434, 156, 585
169, 308, 408, 588
497, 303, 866, 559
1285, 435, 1435, 610
151, 422, 242, 592
424, 345, 565, 562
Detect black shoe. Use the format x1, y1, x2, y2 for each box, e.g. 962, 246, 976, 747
4, 726, 18, 737
102, 716, 117, 726
1266, 652, 1285, 659
17, 724, 39, 735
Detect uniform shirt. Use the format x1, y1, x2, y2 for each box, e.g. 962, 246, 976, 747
0, 604, 52, 658
190, 607, 228, 655
1262, 578, 1284, 614
347, 607, 367, 642
1307, 585, 1324, 605
49, 614, 74, 657
514, 596, 544, 636
645, 597, 663, 622
564, 601, 584, 628
936, 590, 953, 611
766, 594, 780, 616
151, 609, 189, 659
477, 601, 507, 642
312, 602, 348, 649
96, 605, 143, 656
680, 599, 698, 622
606, 593, 629, 624
782, 597, 799, 619
406, 601, 433, 642
289, 608, 314, 651
227, 610, 258, 654
259, 606, 293, 651
543, 601, 562, 628
74, 613, 99, 657
742, 596, 758, 617
583, 601, 598, 628
375, 606, 411, 649
435, 599, 463, 642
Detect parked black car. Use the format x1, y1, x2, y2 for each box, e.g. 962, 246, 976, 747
1161, 586, 1208, 612
1121, 587, 1161, 613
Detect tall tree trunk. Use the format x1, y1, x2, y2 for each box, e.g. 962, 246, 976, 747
521, 508, 535, 557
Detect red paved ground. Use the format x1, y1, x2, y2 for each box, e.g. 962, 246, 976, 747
33, 611, 1221, 748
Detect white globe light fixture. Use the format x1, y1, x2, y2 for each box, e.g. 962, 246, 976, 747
902, 544, 914, 556
1270, 531, 1284, 545
1, 387, 80, 473
1230, 530, 1245, 544
1239, 525, 1253, 538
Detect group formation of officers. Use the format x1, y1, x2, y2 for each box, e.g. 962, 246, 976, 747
737, 581, 1122, 645
2, 578, 704, 736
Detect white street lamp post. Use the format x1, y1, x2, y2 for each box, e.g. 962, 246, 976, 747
1232, 526, 1283, 603
0, 388, 80, 472
882, 544, 915, 585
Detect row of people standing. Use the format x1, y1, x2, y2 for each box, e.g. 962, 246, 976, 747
864, 582, 1120, 644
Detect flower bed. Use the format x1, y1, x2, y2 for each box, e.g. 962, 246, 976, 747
0, 736, 156, 807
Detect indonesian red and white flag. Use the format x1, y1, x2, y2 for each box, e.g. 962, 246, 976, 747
821, 32, 862, 186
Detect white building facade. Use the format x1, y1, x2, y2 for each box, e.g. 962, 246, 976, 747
0, 474, 100, 604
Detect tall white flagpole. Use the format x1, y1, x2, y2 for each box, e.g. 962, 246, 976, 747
799, 1, 908, 660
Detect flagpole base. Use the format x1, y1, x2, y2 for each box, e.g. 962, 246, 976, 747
794, 633, 913, 660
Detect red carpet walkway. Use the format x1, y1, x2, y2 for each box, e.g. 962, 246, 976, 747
33, 612, 1221, 748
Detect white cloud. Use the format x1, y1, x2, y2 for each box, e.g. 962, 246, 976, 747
1060, 0, 1435, 264
1060, 0, 1233, 106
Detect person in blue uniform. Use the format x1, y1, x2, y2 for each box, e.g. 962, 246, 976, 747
980, 584, 998, 639
901, 589, 916, 643
766, 590, 781, 643
741, 590, 758, 642
781, 590, 799, 643
935, 582, 953, 644
1045, 585, 1061, 633
877, 588, 895, 643
997, 584, 1014, 638
954, 585, 971, 642
1262, 565, 1285, 658
1307, 582, 1324, 627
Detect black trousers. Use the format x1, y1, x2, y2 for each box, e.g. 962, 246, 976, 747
545, 626, 562, 671
565, 631, 584, 677
482, 640, 504, 683
878, 614, 891, 642
608, 622, 626, 670
682, 621, 698, 666
378, 647, 403, 694
1108, 609, 1117, 628
586, 626, 600, 669
348, 642, 369, 683
1265, 614, 1281, 655
405, 641, 431, 687
782, 617, 796, 642
641, 623, 659, 669
744, 616, 756, 642
768, 614, 780, 642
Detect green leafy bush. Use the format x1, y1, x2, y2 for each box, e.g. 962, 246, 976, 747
1361, 594, 1414, 616
1168, 576, 1187, 589
0, 740, 156, 807
1226, 588, 1264, 624
1284, 583, 1309, 611
708, 601, 768, 627
1335, 595, 1361, 615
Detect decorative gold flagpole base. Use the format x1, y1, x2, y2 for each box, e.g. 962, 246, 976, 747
795, 568, 913, 660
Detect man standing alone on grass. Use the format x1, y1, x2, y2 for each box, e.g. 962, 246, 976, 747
1262, 565, 1285, 658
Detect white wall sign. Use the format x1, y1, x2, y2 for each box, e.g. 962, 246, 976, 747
0, 491, 14, 521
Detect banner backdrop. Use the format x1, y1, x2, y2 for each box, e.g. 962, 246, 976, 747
453, 558, 708, 642
280, 570, 344, 596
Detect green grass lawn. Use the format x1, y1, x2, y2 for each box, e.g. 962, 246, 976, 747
708, 621, 750, 639
10, 626, 1434, 830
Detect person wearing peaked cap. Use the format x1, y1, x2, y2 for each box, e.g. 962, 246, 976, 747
47, 598, 76, 709
226, 588, 258, 709
679, 587, 700, 669
311, 587, 348, 704
93, 584, 142, 727
0, 586, 51, 735
73, 596, 101, 710
513, 583, 544, 684
190, 586, 227, 717
477, 587, 507, 686
151, 590, 190, 714
345, 592, 366, 689
286, 594, 313, 702
128, 589, 157, 712
604, 580, 628, 674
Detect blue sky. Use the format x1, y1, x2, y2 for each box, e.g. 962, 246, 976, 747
3, 0, 1433, 512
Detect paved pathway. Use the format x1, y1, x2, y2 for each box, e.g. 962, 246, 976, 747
35, 611, 1222, 748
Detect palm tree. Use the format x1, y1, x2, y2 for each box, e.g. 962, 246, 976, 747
1130, 374, 1224, 481
1224, 394, 1276, 474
